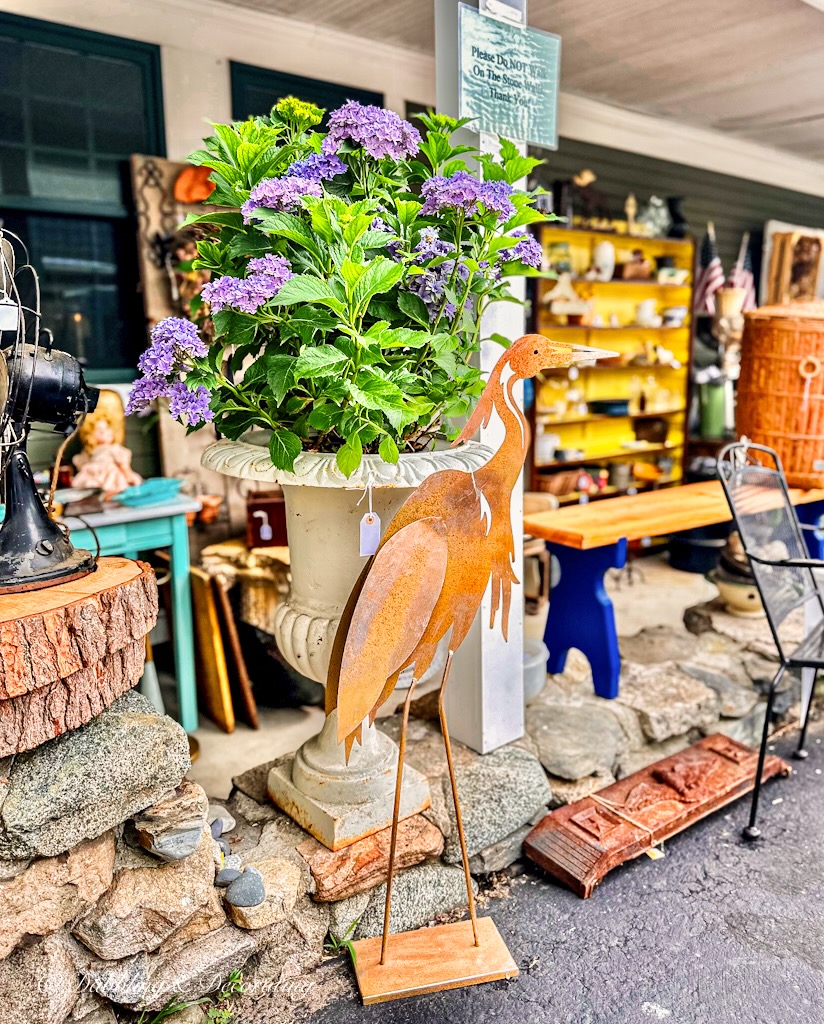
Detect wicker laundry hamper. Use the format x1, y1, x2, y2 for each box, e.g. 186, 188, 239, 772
736, 301, 824, 487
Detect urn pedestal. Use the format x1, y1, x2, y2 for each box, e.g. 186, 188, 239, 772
202, 435, 490, 849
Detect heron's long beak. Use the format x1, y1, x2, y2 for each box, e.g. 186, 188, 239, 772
568, 344, 620, 364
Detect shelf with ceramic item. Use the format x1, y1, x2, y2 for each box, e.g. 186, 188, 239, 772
535, 441, 683, 470
553, 474, 681, 506
536, 406, 686, 427
529, 221, 694, 498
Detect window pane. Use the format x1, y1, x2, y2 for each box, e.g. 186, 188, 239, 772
0, 36, 25, 91
0, 91, 25, 143
91, 106, 146, 155
28, 149, 95, 201
0, 143, 30, 196
87, 56, 143, 110
29, 97, 89, 151
24, 42, 87, 101
4, 211, 146, 371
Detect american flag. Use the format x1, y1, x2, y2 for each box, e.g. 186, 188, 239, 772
727, 232, 758, 311
694, 224, 725, 316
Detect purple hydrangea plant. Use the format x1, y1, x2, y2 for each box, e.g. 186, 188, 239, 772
167, 381, 213, 425
322, 101, 421, 160
241, 175, 323, 221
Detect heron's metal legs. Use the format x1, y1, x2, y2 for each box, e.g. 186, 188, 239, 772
380, 677, 417, 965
438, 651, 480, 947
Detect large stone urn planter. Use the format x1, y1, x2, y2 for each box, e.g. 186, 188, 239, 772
202, 433, 491, 849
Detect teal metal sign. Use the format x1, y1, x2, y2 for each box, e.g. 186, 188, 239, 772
458, 4, 560, 150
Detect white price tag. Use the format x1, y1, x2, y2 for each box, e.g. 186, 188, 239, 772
359, 512, 382, 556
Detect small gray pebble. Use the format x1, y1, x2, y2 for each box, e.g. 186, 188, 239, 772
217, 837, 230, 856
223, 854, 242, 872
225, 866, 266, 907
210, 819, 222, 840
207, 803, 236, 834
215, 867, 242, 888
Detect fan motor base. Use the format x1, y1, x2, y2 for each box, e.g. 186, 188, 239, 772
0, 553, 97, 594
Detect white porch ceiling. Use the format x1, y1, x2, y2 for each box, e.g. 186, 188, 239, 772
227, 0, 824, 160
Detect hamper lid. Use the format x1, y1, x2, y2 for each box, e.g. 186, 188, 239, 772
746, 301, 824, 322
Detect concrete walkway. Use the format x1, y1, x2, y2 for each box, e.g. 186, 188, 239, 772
305, 723, 824, 1024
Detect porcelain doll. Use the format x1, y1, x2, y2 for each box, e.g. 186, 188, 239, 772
73, 389, 143, 495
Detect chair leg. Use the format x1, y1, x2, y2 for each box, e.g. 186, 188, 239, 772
795, 667, 815, 760
743, 663, 786, 841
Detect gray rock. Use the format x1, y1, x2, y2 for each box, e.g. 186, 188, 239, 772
130, 780, 208, 863
701, 702, 768, 748
329, 891, 370, 941
223, 854, 242, 871
548, 770, 616, 808
217, 837, 230, 856
216, 867, 242, 887
71, 925, 257, 1012
527, 701, 626, 780
231, 761, 276, 804
620, 625, 701, 665
678, 662, 759, 718
617, 663, 720, 742
355, 862, 478, 939
226, 789, 278, 826
0, 692, 190, 859
439, 745, 550, 864
225, 866, 266, 907
208, 803, 236, 835
469, 822, 535, 874
0, 932, 79, 1024
71, 828, 219, 960
210, 818, 223, 840
685, 598, 799, 658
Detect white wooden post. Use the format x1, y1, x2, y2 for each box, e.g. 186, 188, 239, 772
435, 0, 528, 753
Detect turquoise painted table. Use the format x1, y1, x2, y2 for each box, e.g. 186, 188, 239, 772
63, 496, 201, 732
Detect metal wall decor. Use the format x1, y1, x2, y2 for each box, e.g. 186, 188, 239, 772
327, 334, 612, 1003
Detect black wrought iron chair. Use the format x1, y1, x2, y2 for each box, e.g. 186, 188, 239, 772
717, 441, 824, 840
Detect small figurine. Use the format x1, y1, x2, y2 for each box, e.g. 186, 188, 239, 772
624, 193, 638, 234
666, 197, 689, 239
73, 389, 143, 496
573, 169, 611, 222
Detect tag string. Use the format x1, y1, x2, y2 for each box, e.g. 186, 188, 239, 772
356, 477, 374, 522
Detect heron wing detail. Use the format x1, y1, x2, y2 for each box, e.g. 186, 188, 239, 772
335, 516, 448, 745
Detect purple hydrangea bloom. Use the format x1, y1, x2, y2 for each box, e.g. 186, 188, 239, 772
407, 258, 470, 323
419, 171, 515, 222
202, 255, 292, 315
285, 152, 346, 181
507, 231, 543, 269
322, 101, 421, 160
137, 317, 207, 376
241, 175, 322, 221
126, 375, 171, 415
415, 227, 453, 260
247, 253, 294, 285
168, 381, 214, 425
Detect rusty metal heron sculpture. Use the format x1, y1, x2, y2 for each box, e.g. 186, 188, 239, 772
327, 333, 599, 964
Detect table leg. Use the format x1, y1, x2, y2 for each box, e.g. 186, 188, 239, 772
169, 514, 198, 732
543, 538, 628, 700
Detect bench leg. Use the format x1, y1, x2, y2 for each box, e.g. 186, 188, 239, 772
543, 538, 628, 700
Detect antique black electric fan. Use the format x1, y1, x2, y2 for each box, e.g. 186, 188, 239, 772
0, 228, 100, 593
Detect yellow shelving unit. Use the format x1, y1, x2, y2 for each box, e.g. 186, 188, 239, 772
530, 225, 695, 503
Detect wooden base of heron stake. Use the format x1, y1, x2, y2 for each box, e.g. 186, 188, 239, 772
351, 917, 518, 1005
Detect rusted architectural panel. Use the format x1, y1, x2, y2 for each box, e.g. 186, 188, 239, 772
524, 734, 790, 898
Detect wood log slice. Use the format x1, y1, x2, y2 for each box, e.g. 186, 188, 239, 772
0, 558, 158, 700
0, 638, 146, 756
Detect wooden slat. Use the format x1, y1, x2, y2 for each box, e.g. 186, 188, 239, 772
523, 480, 824, 549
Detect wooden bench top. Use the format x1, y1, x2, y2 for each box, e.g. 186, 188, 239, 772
523, 480, 824, 550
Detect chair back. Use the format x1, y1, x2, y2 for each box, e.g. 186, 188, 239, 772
717, 441, 824, 660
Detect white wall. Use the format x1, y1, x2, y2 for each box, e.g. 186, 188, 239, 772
3, 0, 824, 196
